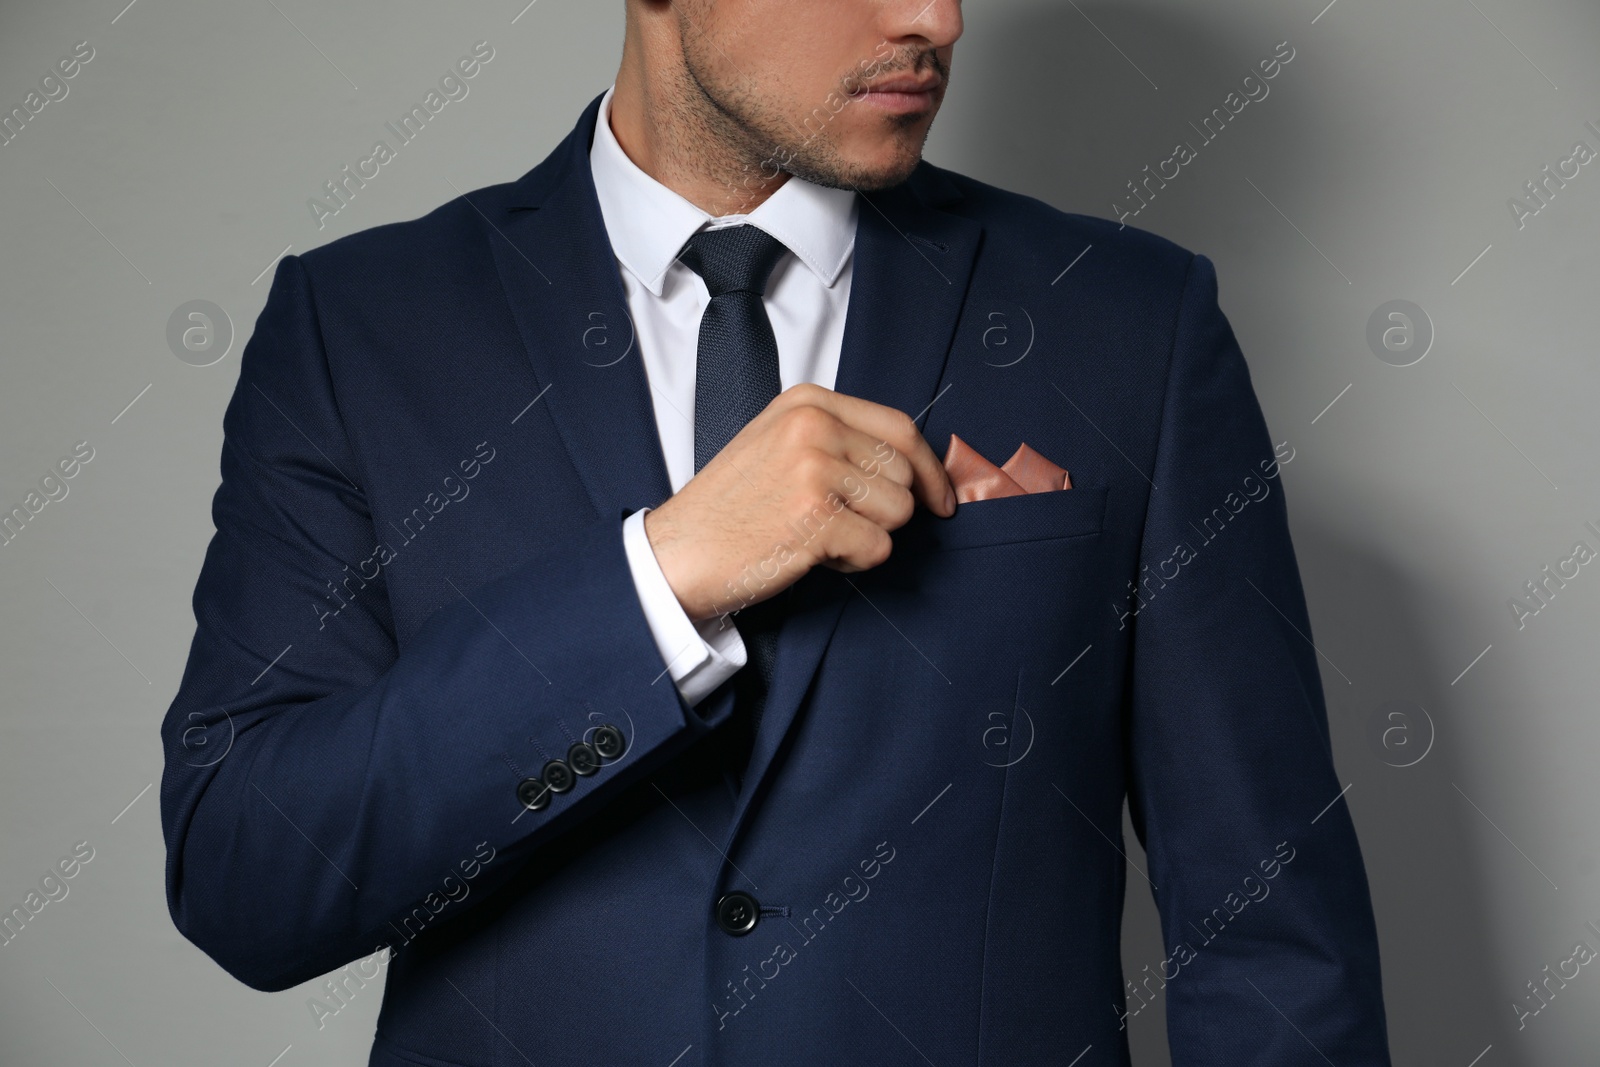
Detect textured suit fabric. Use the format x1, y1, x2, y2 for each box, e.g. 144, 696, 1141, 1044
679, 223, 789, 779
159, 91, 1392, 1066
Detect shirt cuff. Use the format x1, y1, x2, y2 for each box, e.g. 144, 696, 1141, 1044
621, 507, 747, 706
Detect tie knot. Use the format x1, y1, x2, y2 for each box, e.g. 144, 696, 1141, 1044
678, 225, 790, 298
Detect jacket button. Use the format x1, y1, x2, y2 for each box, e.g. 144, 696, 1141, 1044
715, 891, 759, 936
542, 759, 575, 794
567, 742, 600, 776
517, 777, 549, 811
592, 724, 625, 760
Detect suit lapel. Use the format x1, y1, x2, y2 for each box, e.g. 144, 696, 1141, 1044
721, 171, 984, 844
487, 93, 674, 521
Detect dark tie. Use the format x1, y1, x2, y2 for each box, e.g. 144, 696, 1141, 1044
678, 224, 791, 782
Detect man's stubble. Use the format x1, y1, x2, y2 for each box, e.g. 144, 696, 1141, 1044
669, 28, 946, 210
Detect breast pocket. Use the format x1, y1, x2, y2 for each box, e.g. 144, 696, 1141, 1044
849, 484, 1116, 728
896, 485, 1109, 552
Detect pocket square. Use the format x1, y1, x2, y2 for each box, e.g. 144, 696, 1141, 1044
943, 434, 1072, 504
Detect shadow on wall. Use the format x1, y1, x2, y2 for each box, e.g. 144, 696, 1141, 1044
953, 4, 1526, 1065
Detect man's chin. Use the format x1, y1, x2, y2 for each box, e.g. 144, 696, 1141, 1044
851, 159, 924, 191
789, 153, 924, 193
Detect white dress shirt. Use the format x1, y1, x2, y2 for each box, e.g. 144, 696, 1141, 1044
589, 84, 860, 706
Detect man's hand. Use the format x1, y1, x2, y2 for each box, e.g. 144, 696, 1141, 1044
644, 383, 956, 622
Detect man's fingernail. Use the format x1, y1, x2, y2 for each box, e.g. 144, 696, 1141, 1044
944, 486, 956, 513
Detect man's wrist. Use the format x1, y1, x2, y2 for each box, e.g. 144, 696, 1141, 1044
622, 508, 746, 704
641, 503, 709, 620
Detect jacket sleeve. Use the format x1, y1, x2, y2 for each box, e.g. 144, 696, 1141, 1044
1124, 254, 1392, 1063
158, 254, 732, 992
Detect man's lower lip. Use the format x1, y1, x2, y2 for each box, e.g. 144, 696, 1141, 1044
859, 89, 935, 113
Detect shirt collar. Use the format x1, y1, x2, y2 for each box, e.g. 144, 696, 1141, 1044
589, 84, 858, 297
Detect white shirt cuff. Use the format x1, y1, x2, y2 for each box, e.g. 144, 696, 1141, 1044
621, 507, 747, 706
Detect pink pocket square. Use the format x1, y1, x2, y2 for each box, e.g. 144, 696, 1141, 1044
943, 434, 1072, 504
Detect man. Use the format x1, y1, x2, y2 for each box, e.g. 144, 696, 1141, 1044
161, 0, 1392, 1063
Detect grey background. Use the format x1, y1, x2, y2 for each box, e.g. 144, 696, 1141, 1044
2, 0, 1597, 1063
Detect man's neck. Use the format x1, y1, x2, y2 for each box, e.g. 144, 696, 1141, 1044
609, 59, 789, 218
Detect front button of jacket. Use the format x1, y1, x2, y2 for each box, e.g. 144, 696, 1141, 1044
592, 724, 625, 760
715, 891, 759, 936
543, 759, 575, 794
517, 777, 550, 811
567, 742, 600, 776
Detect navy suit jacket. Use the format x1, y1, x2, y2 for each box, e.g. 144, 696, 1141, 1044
161, 91, 1391, 1066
